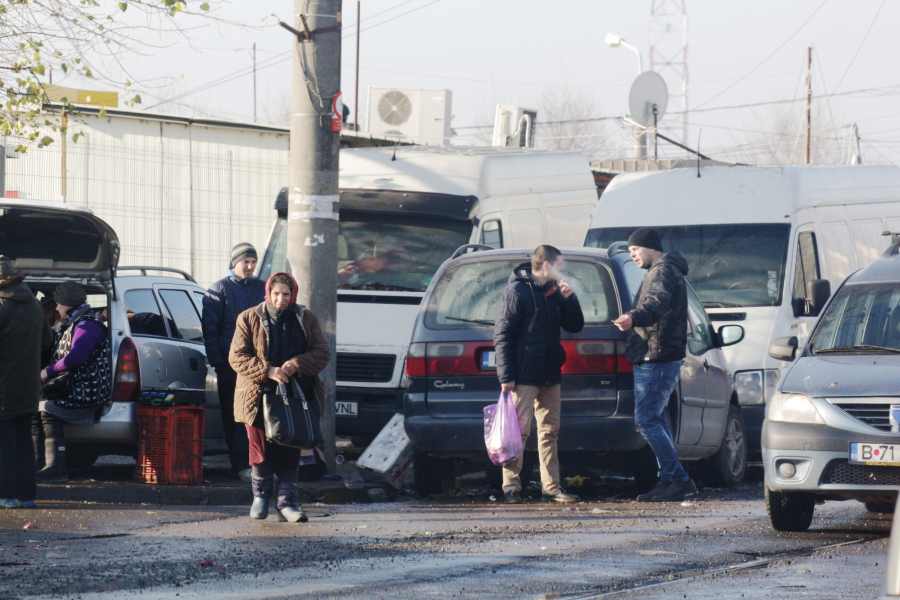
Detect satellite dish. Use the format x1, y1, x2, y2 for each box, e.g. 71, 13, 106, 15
628, 71, 668, 128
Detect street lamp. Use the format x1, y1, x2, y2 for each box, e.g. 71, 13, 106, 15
605, 32, 647, 159
604, 33, 642, 75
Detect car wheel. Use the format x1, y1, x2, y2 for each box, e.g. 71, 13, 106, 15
66, 444, 100, 470
700, 405, 747, 487
766, 482, 815, 532
412, 450, 455, 498
864, 501, 896, 514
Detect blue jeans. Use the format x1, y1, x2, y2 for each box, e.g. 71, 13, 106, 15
633, 360, 689, 485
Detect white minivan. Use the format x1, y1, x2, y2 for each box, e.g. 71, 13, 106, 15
584, 165, 900, 459
259, 145, 598, 444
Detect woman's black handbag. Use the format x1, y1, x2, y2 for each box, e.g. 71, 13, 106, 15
262, 378, 322, 449
41, 372, 72, 400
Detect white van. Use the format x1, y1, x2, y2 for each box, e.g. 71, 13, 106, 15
259, 145, 598, 443
584, 165, 900, 459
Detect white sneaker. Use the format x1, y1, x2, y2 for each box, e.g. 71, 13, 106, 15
238, 468, 252, 483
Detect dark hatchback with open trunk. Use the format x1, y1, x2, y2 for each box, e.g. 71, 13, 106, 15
403, 245, 748, 497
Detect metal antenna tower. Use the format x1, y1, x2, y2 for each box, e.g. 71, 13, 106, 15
649, 0, 688, 145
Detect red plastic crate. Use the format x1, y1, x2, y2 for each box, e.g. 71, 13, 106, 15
134, 406, 205, 485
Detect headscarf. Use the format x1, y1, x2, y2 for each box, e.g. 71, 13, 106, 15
265, 272, 298, 320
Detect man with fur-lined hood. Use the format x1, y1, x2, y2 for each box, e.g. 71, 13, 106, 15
0, 256, 53, 508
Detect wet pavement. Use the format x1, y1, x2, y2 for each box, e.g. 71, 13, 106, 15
0, 467, 892, 599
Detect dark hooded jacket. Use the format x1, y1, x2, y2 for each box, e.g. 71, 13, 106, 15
494, 263, 584, 387
201, 274, 266, 368
625, 252, 689, 364
0, 280, 53, 420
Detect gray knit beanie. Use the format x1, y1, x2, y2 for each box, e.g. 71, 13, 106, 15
230, 242, 258, 268
0, 255, 14, 279
54, 281, 87, 307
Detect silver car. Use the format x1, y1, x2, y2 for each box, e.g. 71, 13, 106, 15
763, 248, 900, 532
2, 199, 223, 467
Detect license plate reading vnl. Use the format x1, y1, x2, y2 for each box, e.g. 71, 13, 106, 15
335, 402, 358, 417
849, 443, 900, 466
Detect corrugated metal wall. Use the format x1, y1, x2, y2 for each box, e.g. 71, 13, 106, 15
3, 112, 289, 289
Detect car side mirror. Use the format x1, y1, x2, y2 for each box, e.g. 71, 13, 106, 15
717, 324, 745, 347
768, 336, 799, 362
806, 279, 831, 317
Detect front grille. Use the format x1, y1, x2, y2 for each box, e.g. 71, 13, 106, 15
336, 353, 396, 383
832, 402, 895, 432
820, 459, 900, 486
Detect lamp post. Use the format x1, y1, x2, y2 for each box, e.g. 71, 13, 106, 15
605, 33, 647, 159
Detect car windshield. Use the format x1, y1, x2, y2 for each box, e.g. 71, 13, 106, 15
259, 212, 471, 292
585, 224, 791, 308
424, 258, 620, 330
810, 282, 900, 354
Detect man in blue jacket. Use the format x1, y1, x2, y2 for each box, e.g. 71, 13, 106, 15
202, 242, 266, 480
494, 245, 584, 504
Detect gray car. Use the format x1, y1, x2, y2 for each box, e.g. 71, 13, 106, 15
763, 246, 900, 532
1, 199, 223, 467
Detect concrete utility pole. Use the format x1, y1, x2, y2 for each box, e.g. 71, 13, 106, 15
253, 43, 257, 123
805, 46, 812, 165
285, 0, 342, 472
354, 1, 360, 132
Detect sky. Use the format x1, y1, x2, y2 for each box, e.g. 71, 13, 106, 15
58, 0, 900, 165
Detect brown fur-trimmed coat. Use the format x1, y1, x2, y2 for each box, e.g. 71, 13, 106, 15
228, 302, 330, 426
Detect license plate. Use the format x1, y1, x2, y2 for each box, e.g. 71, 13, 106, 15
849, 442, 900, 466
481, 350, 496, 370
335, 401, 358, 417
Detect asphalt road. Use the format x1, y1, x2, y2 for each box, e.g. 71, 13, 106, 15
0, 468, 892, 600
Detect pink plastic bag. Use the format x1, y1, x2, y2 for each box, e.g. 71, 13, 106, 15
484, 392, 523, 466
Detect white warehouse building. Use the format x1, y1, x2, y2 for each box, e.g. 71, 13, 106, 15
2, 103, 394, 288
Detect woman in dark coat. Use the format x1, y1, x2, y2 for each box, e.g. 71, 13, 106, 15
36, 281, 112, 482
0, 256, 53, 508
229, 272, 330, 522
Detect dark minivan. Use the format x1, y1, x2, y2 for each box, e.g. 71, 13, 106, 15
403, 245, 748, 496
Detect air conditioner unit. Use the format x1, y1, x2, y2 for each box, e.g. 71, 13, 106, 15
493, 105, 537, 148
367, 87, 452, 146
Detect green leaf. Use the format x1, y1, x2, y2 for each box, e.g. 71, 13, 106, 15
33, 65, 45, 75
72, 132, 82, 142
200, 2, 209, 10
98, 108, 106, 117
39, 136, 54, 147
118, 1, 127, 11
133, 94, 142, 104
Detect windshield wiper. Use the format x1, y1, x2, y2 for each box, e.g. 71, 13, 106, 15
445, 316, 495, 326
814, 344, 900, 355
701, 301, 743, 308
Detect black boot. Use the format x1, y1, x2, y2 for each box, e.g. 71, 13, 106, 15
250, 475, 273, 520
36, 439, 68, 482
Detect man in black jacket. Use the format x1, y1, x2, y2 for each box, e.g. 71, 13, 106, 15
614, 227, 698, 503
494, 245, 584, 504
202, 242, 266, 480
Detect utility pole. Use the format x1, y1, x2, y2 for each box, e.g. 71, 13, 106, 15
354, 1, 360, 132
253, 43, 257, 123
805, 46, 812, 165
283, 0, 342, 472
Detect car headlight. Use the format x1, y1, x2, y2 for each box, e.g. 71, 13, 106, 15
734, 369, 780, 406
767, 392, 825, 424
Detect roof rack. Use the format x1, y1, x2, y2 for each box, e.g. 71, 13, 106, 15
450, 244, 496, 260
607, 241, 630, 257
117, 266, 196, 283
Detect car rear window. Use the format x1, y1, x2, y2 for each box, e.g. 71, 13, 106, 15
424, 258, 620, 330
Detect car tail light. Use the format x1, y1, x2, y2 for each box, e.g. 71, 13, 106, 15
113, 337, 141, 401
405, 343, 427, 377
561, 340, 631, 375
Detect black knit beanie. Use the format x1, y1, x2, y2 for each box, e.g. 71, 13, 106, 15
627, 227, 664, 253
231, 242, 258, 268
54, 281, 87, 307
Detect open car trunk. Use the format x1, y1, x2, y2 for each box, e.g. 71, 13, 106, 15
0, 200, 120, 292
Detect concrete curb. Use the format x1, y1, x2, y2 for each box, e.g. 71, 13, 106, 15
37, 481, 376, 506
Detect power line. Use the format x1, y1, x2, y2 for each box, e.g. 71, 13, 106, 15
693, 0, 831, 110
830, 0, 886, 94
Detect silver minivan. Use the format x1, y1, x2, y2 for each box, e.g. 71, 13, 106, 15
763, 246, 900, 532
1, 199, 221, 466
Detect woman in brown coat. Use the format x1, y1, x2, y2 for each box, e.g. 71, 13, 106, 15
229, 272, 330, 522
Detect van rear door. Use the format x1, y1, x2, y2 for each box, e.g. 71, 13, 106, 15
0, 200, 119, 288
